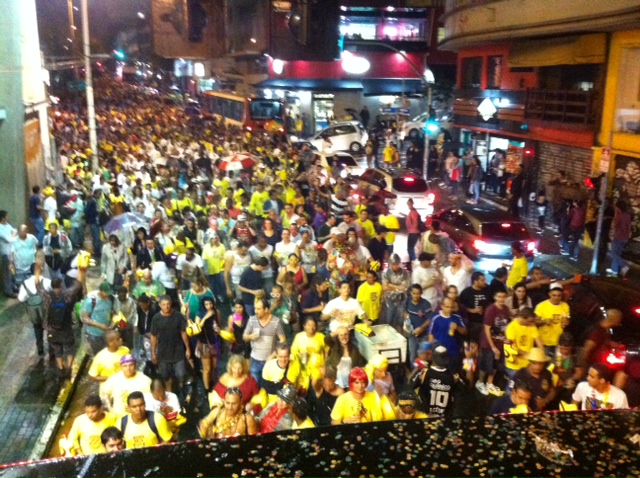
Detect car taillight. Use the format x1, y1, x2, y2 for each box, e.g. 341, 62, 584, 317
246, 126, 252, 131
605, 350, 626, 366
526, 241, 536, 252
404, 177, 415, 183
473, 239, 488, 252
426, 192, 435, 204
634, 307, 640, 315
501, 223, 511, 228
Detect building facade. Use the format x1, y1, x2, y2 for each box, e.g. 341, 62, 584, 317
439, 0, 640, 211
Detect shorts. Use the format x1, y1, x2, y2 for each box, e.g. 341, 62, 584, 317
479, 348, 499, 375
48, 329, 76, 358
197, 341, 218, 359
157, 360, 188, 381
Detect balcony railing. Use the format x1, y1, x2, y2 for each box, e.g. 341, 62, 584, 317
524, 89, 597, 125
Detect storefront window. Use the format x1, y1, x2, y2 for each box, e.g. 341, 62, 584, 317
461, 57, 482, 89
614, 47, 640, 134
487, 56, 503, 89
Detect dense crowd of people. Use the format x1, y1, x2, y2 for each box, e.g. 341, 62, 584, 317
2, 78, 632, 456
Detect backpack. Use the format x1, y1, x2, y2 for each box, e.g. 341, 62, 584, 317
418, 217, 428, 233
24, 280, 45, 325
47, 293, 71, 330
120, 412, 162, 443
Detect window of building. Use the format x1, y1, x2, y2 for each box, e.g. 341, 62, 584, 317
487, 56, 503, 89
339, 7, 427, 42
461, 57, 483, 89
614, 47, 640, 134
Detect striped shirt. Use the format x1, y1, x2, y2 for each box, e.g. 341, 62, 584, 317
245, 315, 285, 361
331, 194, 349, 216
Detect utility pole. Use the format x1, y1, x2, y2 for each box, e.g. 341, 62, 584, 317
589, 140, 612, 275
81, 0, 98, 172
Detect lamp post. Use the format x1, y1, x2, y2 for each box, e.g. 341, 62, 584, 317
346, 41, 433, 179
80, 0, 98, 172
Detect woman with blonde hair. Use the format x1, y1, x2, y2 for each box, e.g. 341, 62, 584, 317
208, 354, 260, 410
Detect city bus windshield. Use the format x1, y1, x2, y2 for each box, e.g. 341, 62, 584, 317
249, 100, 284, 121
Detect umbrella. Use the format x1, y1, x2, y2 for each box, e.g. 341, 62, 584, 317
103, 213, 149, 235
220, 152, 257, 171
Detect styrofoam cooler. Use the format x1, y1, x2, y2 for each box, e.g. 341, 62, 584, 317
355, 325, 407, 364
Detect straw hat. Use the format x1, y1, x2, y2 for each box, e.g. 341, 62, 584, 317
527, 347, 550, 363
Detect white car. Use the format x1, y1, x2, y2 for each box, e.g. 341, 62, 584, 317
316, 152, 366, 179
355, 168, 436, 218
401, 112, 432, 141
308, 121, 368, 153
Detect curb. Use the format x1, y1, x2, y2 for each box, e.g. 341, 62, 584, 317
28, 337, 90, 461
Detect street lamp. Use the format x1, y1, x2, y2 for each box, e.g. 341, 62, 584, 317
80, 0, 98, 171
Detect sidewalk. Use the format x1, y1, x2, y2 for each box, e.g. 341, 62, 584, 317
478, 192, 640, 280
0, 268, 99, 465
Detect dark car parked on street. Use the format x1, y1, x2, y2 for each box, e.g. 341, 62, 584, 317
431, 206, 537, 270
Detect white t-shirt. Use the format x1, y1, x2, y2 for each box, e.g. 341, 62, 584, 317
18, 276, 52, 302
411, 266, 439, 306
322, 296, 365, 332
275, 241, 298, 268
572, 381, 628, 410
442, 266, 472, 294
176, 254, 203, 282
144, 391, 181, 416
152, 261, 177, 289
43, 197, 58, 222
249, 244, 274, 279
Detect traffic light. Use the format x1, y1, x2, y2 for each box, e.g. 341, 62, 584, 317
584, 173, 605, 201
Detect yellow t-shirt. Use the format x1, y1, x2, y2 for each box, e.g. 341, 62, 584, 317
505, 319, 540, 370
331, 391, 384, 423
202, 243, 226, 275
67, 412, 117, 455
507, 256, 529, 288
292, 417, 315, 430
534, 300, 570, 346
102, 372, 152, 416
249, 190, 269, 217
118, 412, 173, 449
356, 281, 383, 322
378, 214, 400, 245
357, 219, 376, 239
88, 346, 130, 393
290, 332, 327, 384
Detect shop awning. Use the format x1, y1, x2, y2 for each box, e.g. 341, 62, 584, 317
361, 79, 424, 96
508, 33, 607, 67
253, 78, 424, 95
253, 78, 364, 91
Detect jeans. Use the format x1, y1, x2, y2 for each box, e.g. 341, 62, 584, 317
470, 181, 481, 203
70, 225, 85, 250
31, 216, 45, 246
207, 273, 226, 303
86, 333, 106, 355
250, 358, 266, 387
88, 223, 102, 256
407, 233, 420, 262
0, 254, 13, 295
560, 228, 582, 260
408, 334, 428, 363
611, 239, 628, 274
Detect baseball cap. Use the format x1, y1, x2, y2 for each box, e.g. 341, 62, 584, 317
418, 342, 433, 354
389, 253, 402, 265
99, 281, 113, 294
432, 345, 449, 367
549, 282, 563, 292
120, 354, 137, 365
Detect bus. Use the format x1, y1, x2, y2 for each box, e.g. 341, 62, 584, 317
203, 91, 286, 134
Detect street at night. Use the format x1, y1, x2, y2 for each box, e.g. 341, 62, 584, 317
1, 1, 640, 476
